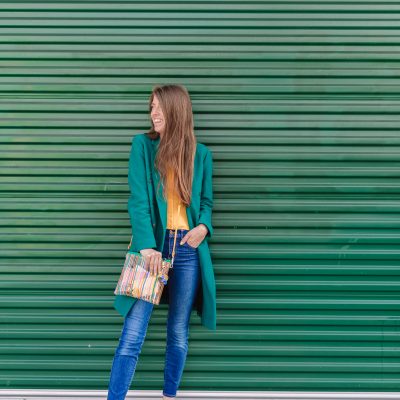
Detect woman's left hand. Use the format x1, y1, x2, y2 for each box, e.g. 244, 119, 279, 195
180, 224, 209, 248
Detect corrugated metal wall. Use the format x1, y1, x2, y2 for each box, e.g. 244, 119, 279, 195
2, 0, 400, 394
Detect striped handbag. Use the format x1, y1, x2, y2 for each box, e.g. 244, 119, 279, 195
115, 204, 181, 304
114, 221, 180, 304
114, 239, 173, 305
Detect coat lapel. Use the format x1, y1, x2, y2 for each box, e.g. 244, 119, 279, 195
150, 136, 194, 233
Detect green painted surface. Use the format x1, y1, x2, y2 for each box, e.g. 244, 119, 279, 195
1, 0, 400, 393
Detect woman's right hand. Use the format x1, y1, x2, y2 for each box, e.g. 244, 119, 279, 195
139, 248, 163, 276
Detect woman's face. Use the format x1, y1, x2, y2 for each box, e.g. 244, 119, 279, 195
150, 95, 166, 136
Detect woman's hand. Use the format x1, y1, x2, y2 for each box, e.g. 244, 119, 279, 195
139, 248, 163, 276
180, 224, 208, 248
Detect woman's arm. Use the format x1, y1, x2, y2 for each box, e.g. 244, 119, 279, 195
127, 136, 157, 251
198, 149, 214, 239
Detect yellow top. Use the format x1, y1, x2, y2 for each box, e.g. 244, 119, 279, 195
166, 168, 189, 230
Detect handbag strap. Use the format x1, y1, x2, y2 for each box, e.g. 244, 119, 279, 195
170, 203, 181, 267
127, 203, 181, 268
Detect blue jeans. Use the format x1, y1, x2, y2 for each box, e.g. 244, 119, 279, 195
107, 228, 201, 399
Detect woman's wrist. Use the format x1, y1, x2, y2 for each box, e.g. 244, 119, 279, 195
198, 223, 209, 234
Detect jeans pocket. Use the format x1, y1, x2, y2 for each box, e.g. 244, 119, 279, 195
185, 241, 198, 250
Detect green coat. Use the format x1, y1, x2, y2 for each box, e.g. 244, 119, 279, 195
113, 133, 217, 330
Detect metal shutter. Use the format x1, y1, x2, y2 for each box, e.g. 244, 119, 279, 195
2, 0, 400, 395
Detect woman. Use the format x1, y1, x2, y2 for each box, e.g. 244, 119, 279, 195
108, 84, 217, 399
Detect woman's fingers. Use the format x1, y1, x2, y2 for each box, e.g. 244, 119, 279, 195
149, 253, 156, 275
149, 252, 162, 276
180, 225, 207, 248
148, 254, 154, 275
139, 249, 163, 275
157, 254, 163, 275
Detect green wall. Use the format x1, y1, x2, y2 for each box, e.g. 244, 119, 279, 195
2, 0, 400, 393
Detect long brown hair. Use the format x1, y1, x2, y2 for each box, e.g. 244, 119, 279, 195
147, 84, 196, 207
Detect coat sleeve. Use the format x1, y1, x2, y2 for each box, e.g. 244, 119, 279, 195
127, 136, 157, 251
198, 149, 214, 239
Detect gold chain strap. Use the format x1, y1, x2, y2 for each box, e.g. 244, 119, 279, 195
170, 203, 181, 267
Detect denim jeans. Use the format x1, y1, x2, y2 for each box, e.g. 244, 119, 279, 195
107, 228, 201, 399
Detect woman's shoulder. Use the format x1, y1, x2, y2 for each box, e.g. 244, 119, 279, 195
132, 132, 148, 143
196, 141, 212, 157
130, 133, 155, 150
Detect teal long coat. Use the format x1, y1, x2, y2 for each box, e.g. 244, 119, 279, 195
113, 133, 217, 330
